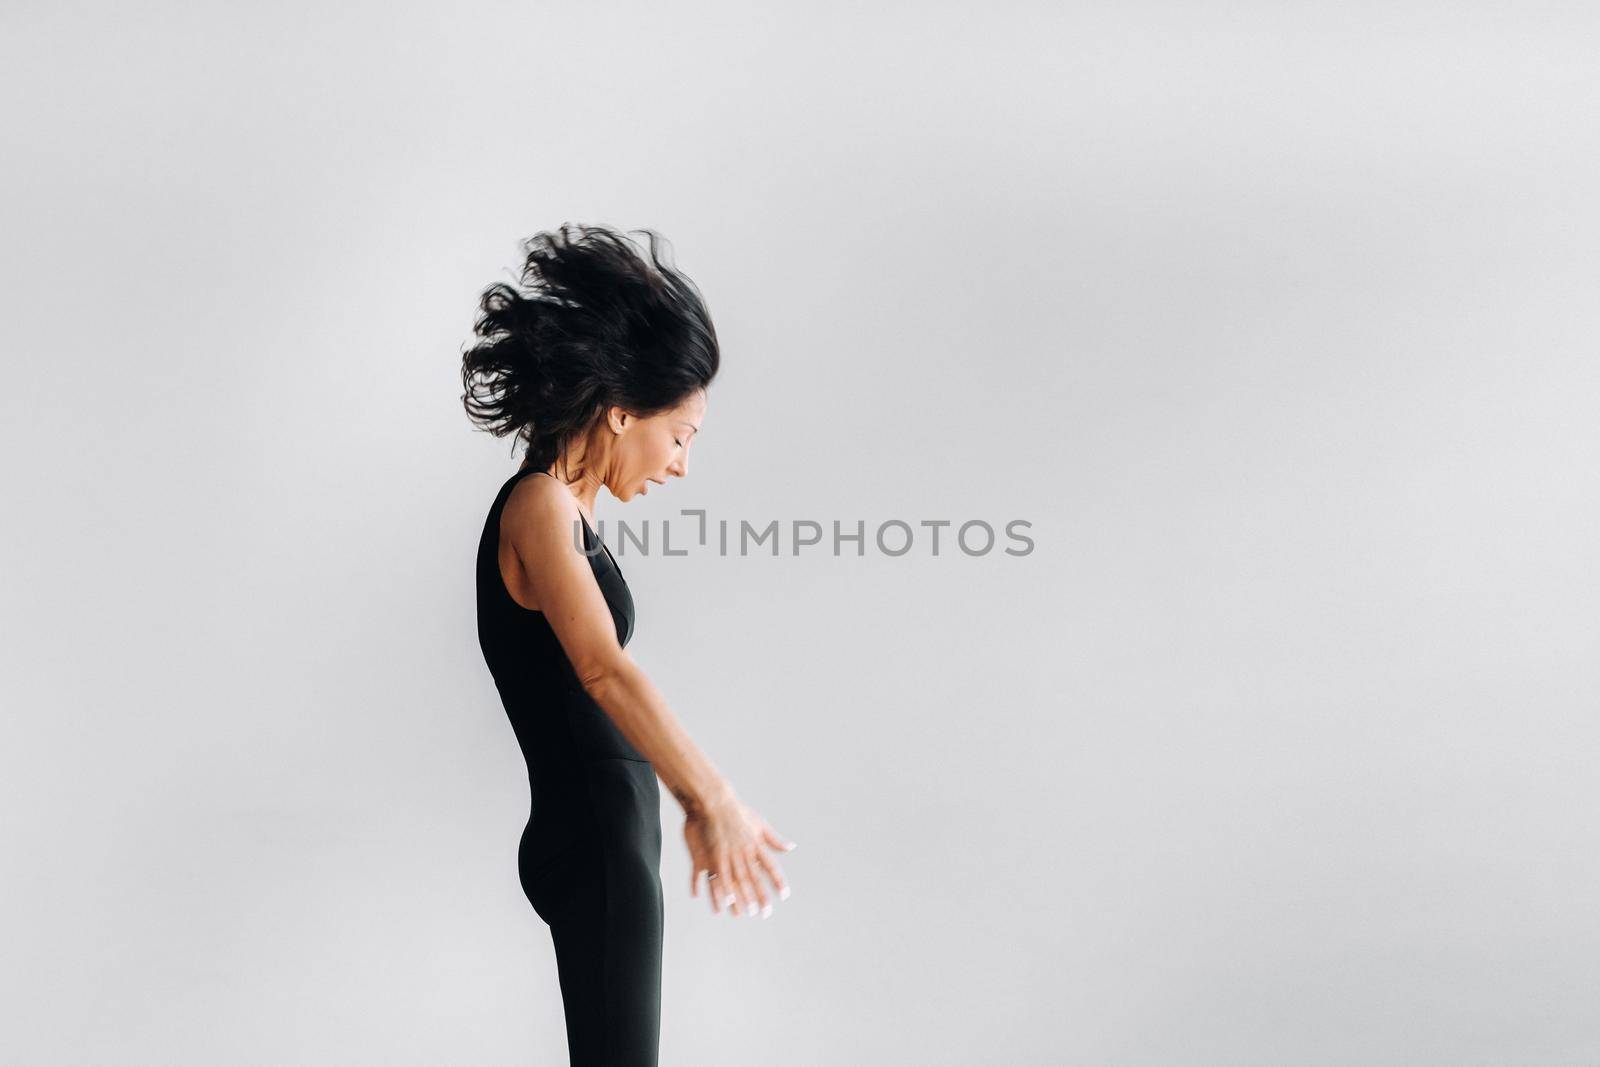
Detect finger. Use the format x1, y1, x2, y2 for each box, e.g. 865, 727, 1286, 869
740, 849, 771, 915
694, 852, 715, 899
761, 822, 797, 853
713, 849, 736, 915
687, 835, 711, 898
731, 851, 763, 917
726, 851, 748, 921
704, 870, 722, 914
751, 847, 790, 903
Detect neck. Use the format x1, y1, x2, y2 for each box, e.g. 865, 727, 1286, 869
520, 461, 603, 523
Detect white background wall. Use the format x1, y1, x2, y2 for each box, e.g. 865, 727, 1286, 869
3, 2, 1597, 1063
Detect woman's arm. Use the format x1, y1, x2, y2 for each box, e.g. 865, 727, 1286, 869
501, 475, 793, 915
582, 660, 732, 814
502, 474, 729, 813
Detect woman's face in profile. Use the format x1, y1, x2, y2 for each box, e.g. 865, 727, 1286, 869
612, 389, 706, 502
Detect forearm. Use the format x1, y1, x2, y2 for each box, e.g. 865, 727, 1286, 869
583, 658, 734, 814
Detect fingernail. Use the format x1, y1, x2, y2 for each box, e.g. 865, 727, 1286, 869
779, 886, 791, 900
745, 902, 757, 916
723, 895, 735, 908
785, 842, 797, 851
761, 903, 772, 918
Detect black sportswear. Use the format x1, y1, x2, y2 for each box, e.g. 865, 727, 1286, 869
475, 466, 664, 1066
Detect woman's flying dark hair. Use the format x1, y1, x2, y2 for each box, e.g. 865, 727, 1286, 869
460, 223, 720, 476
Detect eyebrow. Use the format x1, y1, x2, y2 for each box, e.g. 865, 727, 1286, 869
675, 421, 700, 435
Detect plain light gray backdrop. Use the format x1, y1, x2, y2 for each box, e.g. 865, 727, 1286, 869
3, 2, 1597, 1064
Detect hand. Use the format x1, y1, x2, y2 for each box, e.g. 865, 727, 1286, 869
684, 790, 795, 918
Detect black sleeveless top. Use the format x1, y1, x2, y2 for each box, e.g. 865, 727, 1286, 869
475, 467, 648, 868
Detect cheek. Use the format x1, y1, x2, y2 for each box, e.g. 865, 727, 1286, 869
628, 440, 672, 474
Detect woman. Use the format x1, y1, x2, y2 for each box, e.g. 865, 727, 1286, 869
460, 224, 795, 1066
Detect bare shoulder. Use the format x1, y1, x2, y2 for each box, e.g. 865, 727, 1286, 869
501, 471, 581, 553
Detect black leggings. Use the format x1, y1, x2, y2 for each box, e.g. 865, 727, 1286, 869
521, 760, 665, 1065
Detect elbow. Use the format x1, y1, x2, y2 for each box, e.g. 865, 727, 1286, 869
576, 654, 629, 697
